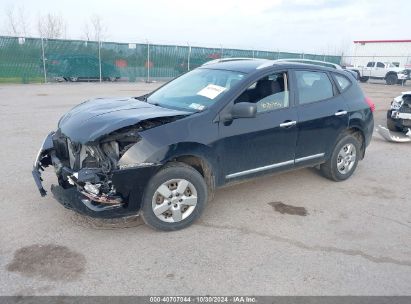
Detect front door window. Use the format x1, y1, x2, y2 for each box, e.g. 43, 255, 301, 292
235, 72, 289, 113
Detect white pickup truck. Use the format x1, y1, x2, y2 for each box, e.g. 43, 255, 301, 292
348, 61, 410, 85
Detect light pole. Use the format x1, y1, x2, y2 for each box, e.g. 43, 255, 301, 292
146, 39, 150, 83
187, 43, 191, 71
98, 39, 102, 83
41, 37, 47, 83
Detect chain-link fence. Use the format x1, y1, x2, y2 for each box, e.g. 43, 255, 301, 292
0, 35, 342, 83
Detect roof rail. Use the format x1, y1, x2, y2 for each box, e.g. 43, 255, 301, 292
201, 57, 259, 66
274, 58, 339, 68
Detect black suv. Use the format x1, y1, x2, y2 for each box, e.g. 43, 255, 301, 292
33, 59, 374, 231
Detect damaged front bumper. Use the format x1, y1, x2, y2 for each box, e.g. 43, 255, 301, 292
32, 132, 54, 196
32, 132, 161, 218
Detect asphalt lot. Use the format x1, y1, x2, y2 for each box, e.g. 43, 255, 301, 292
0, 80, 410, 295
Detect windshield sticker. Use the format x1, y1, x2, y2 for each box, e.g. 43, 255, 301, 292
197, 84, 226, 99
189, 103, 206, 111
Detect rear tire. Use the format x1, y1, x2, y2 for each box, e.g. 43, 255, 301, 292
140, 162, 208, 231
386, 73, 398, 85
320, 134, 361, 181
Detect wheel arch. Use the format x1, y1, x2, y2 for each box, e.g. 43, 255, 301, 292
345, 126, 366, 159
160, 142, 220, 200
385, 71, 397, 79
171, 155, 216, 200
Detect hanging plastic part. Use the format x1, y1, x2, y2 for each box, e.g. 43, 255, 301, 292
376, 125, 411, 143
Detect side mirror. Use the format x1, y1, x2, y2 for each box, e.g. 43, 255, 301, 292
228, 102, 257, 120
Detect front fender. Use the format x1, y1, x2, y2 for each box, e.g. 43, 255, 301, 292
118, 139, 221, 185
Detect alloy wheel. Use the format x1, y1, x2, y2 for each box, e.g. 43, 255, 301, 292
151, 179, 198, 223
337, 143, 356, 174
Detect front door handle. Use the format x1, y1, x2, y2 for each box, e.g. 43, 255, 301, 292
335, 110, 348, 116
280, 120, 297, 128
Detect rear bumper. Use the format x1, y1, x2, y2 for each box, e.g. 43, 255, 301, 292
32, 132, 161, 218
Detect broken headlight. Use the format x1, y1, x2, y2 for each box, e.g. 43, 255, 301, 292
391, 96, 403, 110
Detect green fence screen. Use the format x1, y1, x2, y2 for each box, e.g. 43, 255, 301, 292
0, 36, 342, 83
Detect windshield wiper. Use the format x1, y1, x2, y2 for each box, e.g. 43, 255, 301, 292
148, 102, 160, 106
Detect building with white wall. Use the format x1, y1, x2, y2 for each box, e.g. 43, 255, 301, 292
345, 40, 411, 67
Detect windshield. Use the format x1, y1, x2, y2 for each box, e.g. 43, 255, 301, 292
147, 68, 246, 112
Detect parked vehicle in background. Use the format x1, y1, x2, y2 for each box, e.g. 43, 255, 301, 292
377, 91, 411, 143
275, 58, 359, 80
33, 59, 374, 231
347, 61, 409, 85
387, 91, 411, 132
45, 55, 121, 82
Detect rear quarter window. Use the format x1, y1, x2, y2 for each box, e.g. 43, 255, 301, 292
334, 74, 352, 92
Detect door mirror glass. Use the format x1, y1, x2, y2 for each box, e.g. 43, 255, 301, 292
230, 102, 257, 119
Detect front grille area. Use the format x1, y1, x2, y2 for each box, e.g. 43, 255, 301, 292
400, 105, 411, 114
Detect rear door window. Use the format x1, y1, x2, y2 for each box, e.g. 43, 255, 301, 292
295, 70, 334, 105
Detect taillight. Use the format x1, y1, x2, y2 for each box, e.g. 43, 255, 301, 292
365, 96, 375, 112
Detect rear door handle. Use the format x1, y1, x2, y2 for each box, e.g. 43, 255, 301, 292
335, 110, 348, 116
280, 120, 297, 128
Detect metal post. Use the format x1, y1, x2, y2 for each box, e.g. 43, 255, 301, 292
98, 40, 102, 83
147, 40, 150, 83
252, 49, 255, 59
220, 44, 223, 59
187, 43, 191, 71
40, 37, 47, 83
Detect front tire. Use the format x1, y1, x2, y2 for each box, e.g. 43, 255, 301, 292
320, 134, 361, 181
359, 76, 369, 83
140, 162, 208, 231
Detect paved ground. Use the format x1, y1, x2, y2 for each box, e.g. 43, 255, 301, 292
0, 80, 410, 295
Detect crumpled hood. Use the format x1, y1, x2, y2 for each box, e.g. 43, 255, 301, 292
58, 97, 191, 144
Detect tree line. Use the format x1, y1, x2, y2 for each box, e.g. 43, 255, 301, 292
3, 4, 107, 41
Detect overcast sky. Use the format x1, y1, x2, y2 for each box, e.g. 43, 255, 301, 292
1, 0, 410, 55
